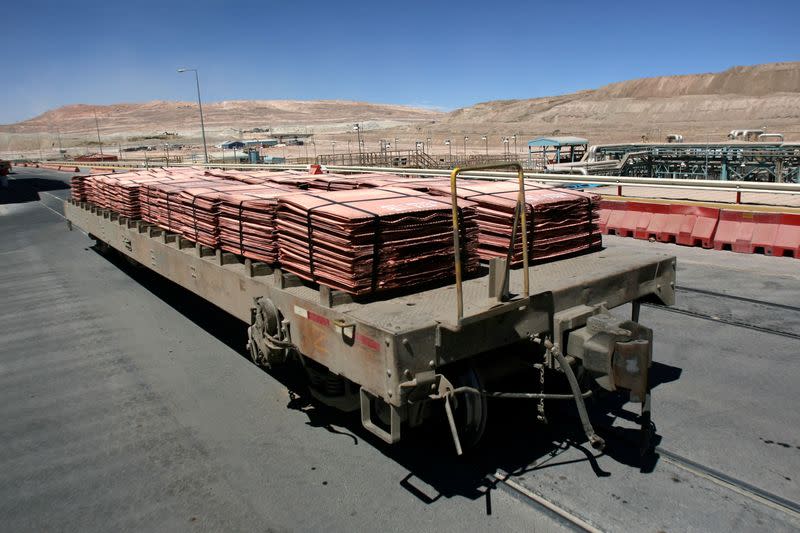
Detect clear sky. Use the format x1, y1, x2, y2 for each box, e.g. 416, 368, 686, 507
2, 0, 799, 124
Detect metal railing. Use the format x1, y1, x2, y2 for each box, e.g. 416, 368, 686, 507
449, 163, 529, 323
42, 160, 800, 198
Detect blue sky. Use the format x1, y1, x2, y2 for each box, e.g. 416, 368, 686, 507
2, 0, 799, 124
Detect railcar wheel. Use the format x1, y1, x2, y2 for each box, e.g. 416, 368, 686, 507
446, 364, 488, 451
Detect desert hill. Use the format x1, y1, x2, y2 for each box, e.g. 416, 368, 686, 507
0, 100, 441, 137
2, 62, 799, 155
432, 62, 800, 143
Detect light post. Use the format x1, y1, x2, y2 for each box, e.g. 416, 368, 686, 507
331, 140, 336, 155
426, 137, 431, 153
503, 137, 509, 158
512, 134, 517, 157
394, 137, 398, 152
177, 68, 209, 164
312, 141, 317, 159
444, 139, 451, 163
354, 124, 362, 162
481, 135, 488, 156
463, 136, 469, 156
93, 110, 103, 155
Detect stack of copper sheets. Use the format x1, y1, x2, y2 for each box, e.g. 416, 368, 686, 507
427, 181, 601, 264
85, 172, 181, 218
70, 175, 92, 202
217, 185, 295, 262
276, 187, 479, 295
306, 173, 363, 191
352, 175, 453, 192
139, 177, 218, 232
172, 182, 284, 247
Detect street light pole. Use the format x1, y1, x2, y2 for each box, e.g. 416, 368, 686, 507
93, 110, 103, 155
354, 123, 362, 161
463, 136, 469, 157
177, 68, 209, 164
481, 135, 487, 156
444, 139, 451, 163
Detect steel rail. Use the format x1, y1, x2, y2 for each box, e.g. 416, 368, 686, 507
55, 160, 800, 195
675, 285, 800, 313
656, 447, 800, 521
642, 302, 800, 341
493, 471, 604, 533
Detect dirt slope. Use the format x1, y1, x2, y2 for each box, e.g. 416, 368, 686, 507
0, 100, 441, 136
433, 62, 800, 143
2, 62, 799, 152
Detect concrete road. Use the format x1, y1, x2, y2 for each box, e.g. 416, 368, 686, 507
1, 167, 799, 532
0, 169, 567, 531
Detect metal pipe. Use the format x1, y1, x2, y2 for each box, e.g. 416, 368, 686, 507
452, 386, 592, 400
73, 161, 800, 195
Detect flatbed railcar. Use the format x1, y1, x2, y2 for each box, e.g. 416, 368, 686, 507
64, 197, 675, 454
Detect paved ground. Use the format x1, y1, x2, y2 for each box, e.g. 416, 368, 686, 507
1, 167, 798, 532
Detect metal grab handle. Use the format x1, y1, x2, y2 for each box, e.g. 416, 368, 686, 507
450, 163, 529, 322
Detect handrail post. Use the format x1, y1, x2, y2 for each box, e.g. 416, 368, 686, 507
450, 163, 530, 324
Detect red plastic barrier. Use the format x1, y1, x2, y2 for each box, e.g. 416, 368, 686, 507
773, 214, 800, 258
714, 210, 800, 258
600, 201, 719, 247
673, 205, 720, 248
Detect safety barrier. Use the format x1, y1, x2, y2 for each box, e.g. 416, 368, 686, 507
599, 200, 720, 248
599, 200, 798, 259
37, 163, 80, 173
714, 211, 800, 258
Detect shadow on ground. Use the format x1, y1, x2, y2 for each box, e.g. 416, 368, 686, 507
92, 243, 683, 508
0, 177, 71, 205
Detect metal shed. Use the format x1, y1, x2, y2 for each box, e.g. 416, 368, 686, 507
528, 136, 588, 168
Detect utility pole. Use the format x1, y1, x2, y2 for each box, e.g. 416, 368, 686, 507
56, 128, 63, 158
177, 68, 209, 164
94, 110, 103, 155
354, 123, 362, 164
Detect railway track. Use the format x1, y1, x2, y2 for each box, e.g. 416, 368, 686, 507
656, 447, 800, 521
496, 281, 800, 530
494, 443, 800, 532
643, 285, 800, 341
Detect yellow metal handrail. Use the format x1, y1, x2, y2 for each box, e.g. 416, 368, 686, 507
450, 163, 529, 322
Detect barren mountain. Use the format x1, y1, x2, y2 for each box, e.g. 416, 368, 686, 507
0, 100, 441, 136
2, 62, 799, 156
431, 62, 800, 143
